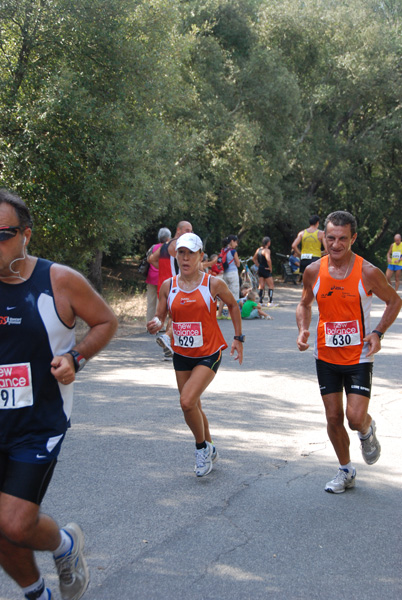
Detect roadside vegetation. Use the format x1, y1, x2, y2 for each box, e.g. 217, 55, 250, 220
1, 0, 401, 289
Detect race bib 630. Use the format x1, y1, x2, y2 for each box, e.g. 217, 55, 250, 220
324, 320, 361, 347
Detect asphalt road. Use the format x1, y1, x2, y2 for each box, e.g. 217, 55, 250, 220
1, 285, 402, 600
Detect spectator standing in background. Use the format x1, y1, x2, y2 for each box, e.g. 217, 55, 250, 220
217, 235, 241, 318
385, 233, 402, 291
145, 227, 171, 323
253, 237, 275, 305
148, 220, 192, 359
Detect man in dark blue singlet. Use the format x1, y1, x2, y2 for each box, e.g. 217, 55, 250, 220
0, 189, 118, 600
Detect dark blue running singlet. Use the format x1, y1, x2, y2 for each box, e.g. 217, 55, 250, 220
0, 259, 75, 447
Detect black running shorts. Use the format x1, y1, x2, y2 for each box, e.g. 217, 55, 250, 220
0, 453, 57, 504
316, 359, 373, 398
173, 349, 222, 373
258, 266, 272, 279
300, 256, 320, 273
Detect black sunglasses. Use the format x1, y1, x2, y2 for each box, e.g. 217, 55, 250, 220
0, 226, 22, 242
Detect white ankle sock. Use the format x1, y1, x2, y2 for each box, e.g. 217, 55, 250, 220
340, 462, 353, 472
23, 577, 49, 600
53, 528, 73, 558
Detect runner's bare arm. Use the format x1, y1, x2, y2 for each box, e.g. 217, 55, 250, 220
212, 277, 243, 365
362, 261, 402, 356
265, 248, 273, 271
296, 262, 319, 351
147, 279, 170, 334
252, 248, 259, 266
386, 244, 393, 264
318, 230, 328, 254
291, 231, 303, 257
148, 246, 161, 267
50, 264, 118, 381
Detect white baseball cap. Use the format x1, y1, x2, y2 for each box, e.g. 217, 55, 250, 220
176, 233, 204, 252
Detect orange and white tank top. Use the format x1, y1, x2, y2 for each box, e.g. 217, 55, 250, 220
313, 255, 373, 365
167, 273, 228, 357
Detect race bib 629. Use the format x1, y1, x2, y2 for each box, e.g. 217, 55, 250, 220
172, 322, 203, 348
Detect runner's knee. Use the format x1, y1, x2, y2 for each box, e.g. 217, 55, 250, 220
345, 406, 367, 431
325, 408, 344, 428
180, 393, 197, 413
0, 516, 34, 545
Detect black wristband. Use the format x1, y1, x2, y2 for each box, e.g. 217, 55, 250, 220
372, 330, 384, 341
66, 350, 87, 372
234, 335, 246, 343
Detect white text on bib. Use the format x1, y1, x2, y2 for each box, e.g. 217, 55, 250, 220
173, 322, 203, 348
324, 320, 361, 347
0, 363, 33, 409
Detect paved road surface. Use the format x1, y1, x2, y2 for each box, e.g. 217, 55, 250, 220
1, 285, 401, 599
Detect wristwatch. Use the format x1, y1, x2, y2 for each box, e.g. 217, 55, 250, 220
66, 350, 87, 372
234, 335, 246, 343
372, 330, 384, 341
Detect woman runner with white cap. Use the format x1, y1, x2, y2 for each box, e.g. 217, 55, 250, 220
147, 233, 244, 477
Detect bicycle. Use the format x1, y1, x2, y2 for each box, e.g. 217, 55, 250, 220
239, 257, 259, 290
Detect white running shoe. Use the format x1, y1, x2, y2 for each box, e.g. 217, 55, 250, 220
211, 444, 219, 464
194, 443, 218, 472
54, 523, 89, 600
325, 467, 356, 494
359, 420, 381, 465
156, 333, 173, 358
195, 441, 214, 477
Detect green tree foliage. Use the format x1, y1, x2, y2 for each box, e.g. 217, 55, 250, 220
1, 0, 401, 283
0, 0, 187, 283
259, 0, 402, 263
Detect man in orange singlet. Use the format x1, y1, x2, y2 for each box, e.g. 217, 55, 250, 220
296, 211, 402, 494
147, 233, 244, 477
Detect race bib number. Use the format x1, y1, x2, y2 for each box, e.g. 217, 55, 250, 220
392, 251, 401, 261
301, 253, 313, 260
172, 322, 203, 348
324, 320, 361, 347
0, 363, 33, 409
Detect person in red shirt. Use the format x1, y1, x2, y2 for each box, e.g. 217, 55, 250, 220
148, 221, 192, 359
147, 233, 244, 477
296, 211, 401, 494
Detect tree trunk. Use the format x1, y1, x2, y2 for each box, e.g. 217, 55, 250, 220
87, 249, 103, 293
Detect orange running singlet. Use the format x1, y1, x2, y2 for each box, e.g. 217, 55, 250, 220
167, 273, 228, 357
313, 255, 373, 365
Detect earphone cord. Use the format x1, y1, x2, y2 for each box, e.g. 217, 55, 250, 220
0, 248, 28, 282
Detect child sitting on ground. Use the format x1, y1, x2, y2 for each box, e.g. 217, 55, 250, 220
241, 290, 272, 320
237, 282, 253, 309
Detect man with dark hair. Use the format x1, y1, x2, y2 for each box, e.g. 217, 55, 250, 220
296, 210, 401, 494
292, 214, 326, 273
253, 236, 275, 305
0, 189, 118, 599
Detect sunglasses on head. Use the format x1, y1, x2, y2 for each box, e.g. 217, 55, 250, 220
0, 226, 22, 242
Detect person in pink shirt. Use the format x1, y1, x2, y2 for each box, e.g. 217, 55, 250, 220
146, 228, 171, 323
